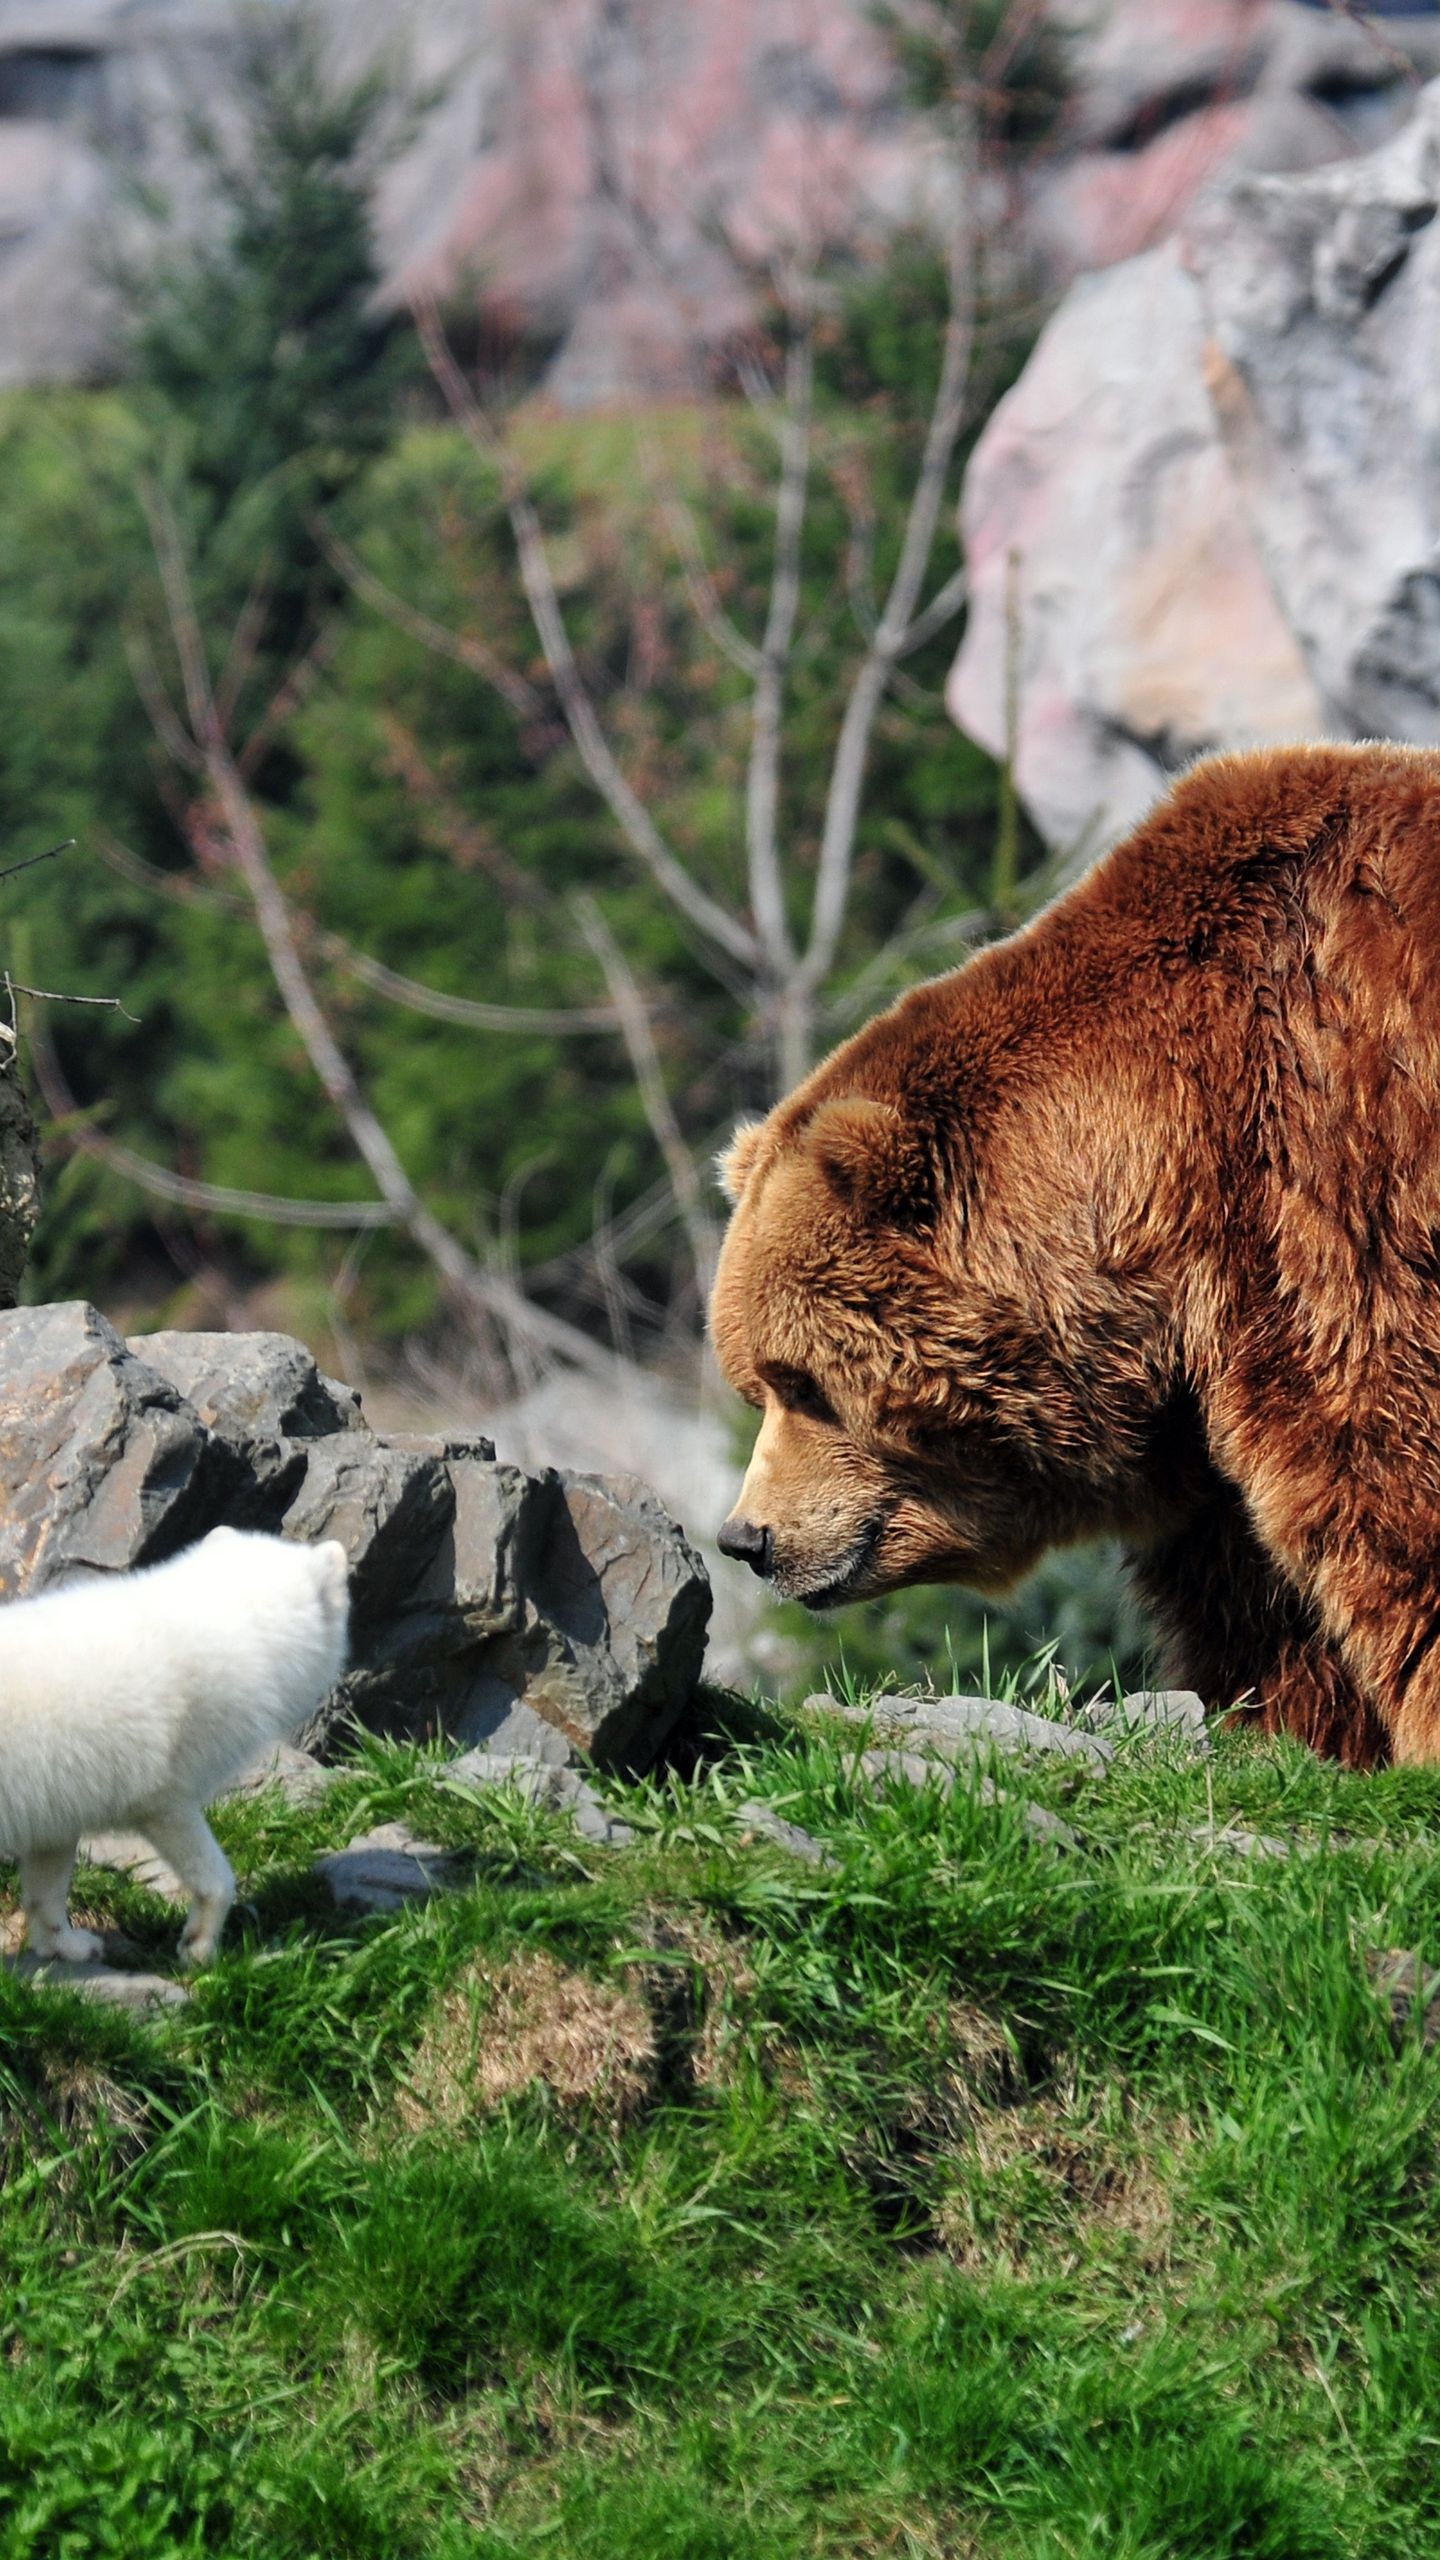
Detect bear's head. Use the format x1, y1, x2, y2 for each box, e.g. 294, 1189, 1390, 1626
709, 1074, 1180, 1610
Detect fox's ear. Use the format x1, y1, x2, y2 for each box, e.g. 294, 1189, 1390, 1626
802, 1096, 932, 1221
716, 1119, 765, 1206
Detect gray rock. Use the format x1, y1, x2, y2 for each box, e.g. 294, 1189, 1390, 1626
520, 1471, 712, 1768
316, 1821, 469, 1912
947, 239, 1325, 869
0, 1, 947, 408
950, 81, 1440, 867
1187, 84, 1440, 747
1191, 1823, 1291, 1861
134, 1329, 362, 1520
0, 1303, 712, 1773
335, 1450, 710, 1771
445, 1752, 635, 1845
814, 1690, 1113, 1769
0, 1302, 225, 1596
282, 1431, 453, 1628
856, 1746, 1079, 1849
735, 1800, 831, 1865
1081, 1689, 1210, 1752
4, 1952, 189, 2010
222, 1743, 340, 1806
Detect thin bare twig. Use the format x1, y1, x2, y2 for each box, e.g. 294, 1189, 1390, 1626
95, 832, 618, 1035
321, 523, 546, 722
415, 296, 761, 979
5, 972, 140, 1023
802, 173, 978, 991
898, 561, 969, 657
30, 1028, 395, 1228
744, 320, 811, 978
654, 473, 762, 679
573, 895, 718, 1297
0, 838, 75, 888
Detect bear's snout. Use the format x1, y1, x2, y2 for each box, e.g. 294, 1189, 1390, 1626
718, 1514, 774, 1578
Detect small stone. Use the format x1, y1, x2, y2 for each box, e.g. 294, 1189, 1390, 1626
1190, 1824, 1290, 1861
4, 1952, 189, 2010
1367, 1947, 1440, 2046
859, 1746, 948, 1792
1082, 1690, 1210, 1752
316, 1821, 469, 1912
734, 1800, 830, 1866
812, 1690, 1112, 1768
445, 1754, 634, 1845
855, 1748, 1079, 1849
222, 1742, 340, 1806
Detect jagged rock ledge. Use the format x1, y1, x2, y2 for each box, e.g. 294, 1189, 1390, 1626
0, 1302, 712, 1773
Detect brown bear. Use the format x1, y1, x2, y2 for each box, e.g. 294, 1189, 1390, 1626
709, 741, 1440, 1769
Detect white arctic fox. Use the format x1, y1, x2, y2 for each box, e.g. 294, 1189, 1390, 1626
0, 1527, 349, 1968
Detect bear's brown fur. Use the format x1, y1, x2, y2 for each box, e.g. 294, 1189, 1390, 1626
709, 741, 1440, 1769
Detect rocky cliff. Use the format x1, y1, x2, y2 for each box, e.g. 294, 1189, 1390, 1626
950, 76, 1440, 869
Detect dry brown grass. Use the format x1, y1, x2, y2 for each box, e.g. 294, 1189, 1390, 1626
938, 2093, 1182, 2276
398, 1949, 658, 2132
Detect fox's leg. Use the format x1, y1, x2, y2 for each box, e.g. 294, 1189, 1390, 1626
140, 1804, 235, 1968
19, 1844, 103, 1962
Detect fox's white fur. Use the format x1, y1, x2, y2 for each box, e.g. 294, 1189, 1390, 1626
0, 1527, 350, 1967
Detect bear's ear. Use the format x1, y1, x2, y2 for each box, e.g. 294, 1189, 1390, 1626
716, 1119, 765, 1206
803, 1096, 932, 1220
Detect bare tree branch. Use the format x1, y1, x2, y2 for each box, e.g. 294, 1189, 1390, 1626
744, 322, 811, 978
323, 941, 618, 1037
0, 838, 75, 889
321, 523, 547, 722
29, 1026, 397, 1228
415, 296, 762, 978
138, 519, 632, 1387
898, 560, 969, 657
802, 182, 978, 993
574, 895, 717, 1297
213, 555, 274, 735
4, 972, 139, 1022
124, 630, 206, 777
657, 479, 763, 679
236, 626, 339, 780
95, 832, 619, 1036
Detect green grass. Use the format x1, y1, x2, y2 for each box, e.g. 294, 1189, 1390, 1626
4, 1702, 1440, 2557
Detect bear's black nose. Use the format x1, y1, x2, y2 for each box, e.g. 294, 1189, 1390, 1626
718, 1515, 773, 1578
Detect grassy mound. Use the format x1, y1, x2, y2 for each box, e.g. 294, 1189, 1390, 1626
2, 1701, 1439, 2557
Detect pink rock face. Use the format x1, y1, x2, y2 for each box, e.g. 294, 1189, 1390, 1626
947, 239, 1325, 867
1028, 0, 1440, 279
369, 0, 946, 403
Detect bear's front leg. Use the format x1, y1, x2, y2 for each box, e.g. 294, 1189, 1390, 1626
1129, 1481, 1390, 1769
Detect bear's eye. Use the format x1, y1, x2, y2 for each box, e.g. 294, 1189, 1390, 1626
768, 1368, 838, 1425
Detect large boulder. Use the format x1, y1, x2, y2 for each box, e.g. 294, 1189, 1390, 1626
946, 238, 1324, 863
1028, 0, 1440, 282
950, 79, 1440, 869
0, 1303, 226, 1598
0, 0, 951, 403
0, 1305, 711, 1768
